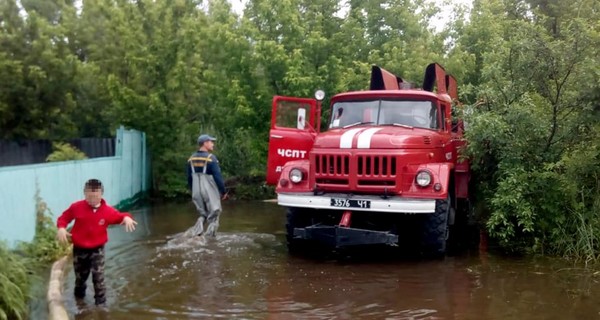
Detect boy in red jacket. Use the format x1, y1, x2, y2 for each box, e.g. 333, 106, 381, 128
56, 179, 137, 306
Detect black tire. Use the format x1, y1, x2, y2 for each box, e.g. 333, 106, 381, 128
448, 199, 480, 252
285, 207, 311, 253
422, 196, 451, 256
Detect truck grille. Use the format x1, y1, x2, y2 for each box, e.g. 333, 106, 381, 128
357, 155, 396, 176
315, 154, 350, 175
314, 154, 398, 189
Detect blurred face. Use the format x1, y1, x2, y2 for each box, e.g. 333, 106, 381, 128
203, 140, 215, 152
84, 187, 103, 207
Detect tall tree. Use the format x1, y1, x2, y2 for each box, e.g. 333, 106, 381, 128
457, 0, 600, 258
0, 0, 81, 139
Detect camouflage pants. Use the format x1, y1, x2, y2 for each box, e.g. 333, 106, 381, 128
73, 246, 106, 305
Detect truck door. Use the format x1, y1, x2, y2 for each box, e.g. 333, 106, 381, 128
266, 96, 318, 185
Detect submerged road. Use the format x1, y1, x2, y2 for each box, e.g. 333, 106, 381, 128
36, 200, 600, 319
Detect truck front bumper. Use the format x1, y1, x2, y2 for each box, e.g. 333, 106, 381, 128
278, 193, 436, 213
294, 225, 398, 248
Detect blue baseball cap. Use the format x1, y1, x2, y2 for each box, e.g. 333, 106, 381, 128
197, 134, 217, 144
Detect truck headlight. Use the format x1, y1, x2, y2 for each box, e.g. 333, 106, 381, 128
289, 168, 304, 183
415, 170, 432, 187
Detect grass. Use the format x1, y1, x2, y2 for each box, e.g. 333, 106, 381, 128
0, 187, 70, 320
0, 242, 29, 320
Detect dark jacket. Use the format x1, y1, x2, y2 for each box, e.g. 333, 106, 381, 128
187, 151, 226, 195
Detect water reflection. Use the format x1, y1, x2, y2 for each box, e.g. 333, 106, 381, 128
50, 201, 600, 319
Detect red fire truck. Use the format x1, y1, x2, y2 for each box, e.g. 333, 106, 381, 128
266, 63, 471, 255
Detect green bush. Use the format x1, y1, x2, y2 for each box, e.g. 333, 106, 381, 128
18, 190, 70, 265
19, 215, 70, 266
0, 186, 71, 320
546, 143, 600, 264
0, 242, 29, 320
217, 127, 268, 178
46, 142, 87, 162
226, 175, 275, 200
466, 95, 600, 261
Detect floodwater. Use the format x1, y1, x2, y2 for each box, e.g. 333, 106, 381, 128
41, 201, 600, 319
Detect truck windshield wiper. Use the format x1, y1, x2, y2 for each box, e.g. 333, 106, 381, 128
392, 123, 414, 129
343, 121, 374, 128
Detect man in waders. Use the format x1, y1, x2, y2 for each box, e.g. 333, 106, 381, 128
186, 134, 227, 237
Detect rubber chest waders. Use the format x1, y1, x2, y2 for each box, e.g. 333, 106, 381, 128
189, 154, 222, 236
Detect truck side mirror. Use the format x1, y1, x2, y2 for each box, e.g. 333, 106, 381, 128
297, 108, 306, 130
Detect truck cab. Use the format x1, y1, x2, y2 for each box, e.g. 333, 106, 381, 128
266, 63, 470, 256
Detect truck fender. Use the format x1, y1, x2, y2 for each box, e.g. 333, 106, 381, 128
275, 159, 312, 193
414, 163, 453, 197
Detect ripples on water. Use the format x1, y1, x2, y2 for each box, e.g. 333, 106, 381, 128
67, 231, 284, 319
54, 202, 600, 320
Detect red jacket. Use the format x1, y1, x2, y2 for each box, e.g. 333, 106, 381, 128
57, 199, 132, 249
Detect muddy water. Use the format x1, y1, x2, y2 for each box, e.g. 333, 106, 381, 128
54, 201, 599, 319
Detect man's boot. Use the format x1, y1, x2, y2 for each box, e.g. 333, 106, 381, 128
205, 221, 219, 237
190, 216, 205, 236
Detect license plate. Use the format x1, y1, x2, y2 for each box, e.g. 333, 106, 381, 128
330, 198, 371, 209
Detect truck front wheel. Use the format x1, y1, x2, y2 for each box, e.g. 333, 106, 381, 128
422, 196, 452, 256
285, 207, 311, 253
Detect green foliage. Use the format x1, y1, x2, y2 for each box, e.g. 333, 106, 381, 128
227, 176, 276, 200
0, 184, 69, 320
0, 0, 455, 198
0, 189, 68, 320
18, 213, 70, 266
18, 187, 70, 265
459, 0, 600, 257
548, 140, 600, 264
45, 142, 87, 162
0, 242, 29, 320
3, 0, 600, 260
217, 127, 268, 177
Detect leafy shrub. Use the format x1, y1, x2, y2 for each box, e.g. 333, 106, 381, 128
546, 143, 600, 264
46, 142, 87, 162
0, 186, 71, 320
0, 242, 29, 320
19, 215, 70, 266
217, 127, 268, 178
226, 175, 275, 200
18, 190, 70, 265
466, 94, 600, 260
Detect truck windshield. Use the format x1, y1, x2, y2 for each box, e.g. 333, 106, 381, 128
329, 100, 439, 130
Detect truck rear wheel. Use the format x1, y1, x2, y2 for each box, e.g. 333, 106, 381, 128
422, 196, 451, 256
448, 198, 479, 252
